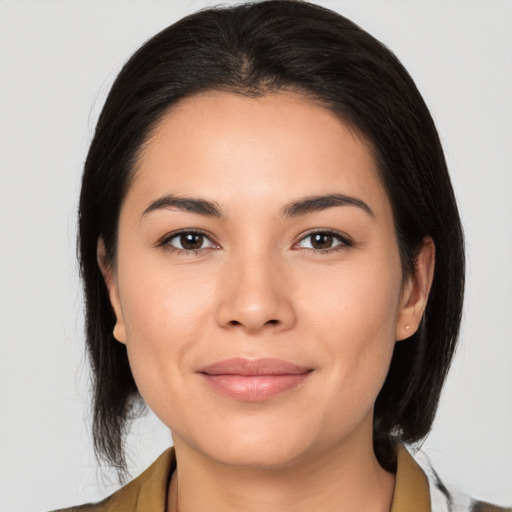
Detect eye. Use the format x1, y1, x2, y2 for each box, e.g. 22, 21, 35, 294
160, 230, 218, 253
295, 230, 353, 251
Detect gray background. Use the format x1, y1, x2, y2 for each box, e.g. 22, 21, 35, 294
0, 1, 511, 510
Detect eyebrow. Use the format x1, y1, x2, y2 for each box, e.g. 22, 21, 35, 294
142, 193, 374, 219
281, 193, 374, 218
142, 195, 222, 217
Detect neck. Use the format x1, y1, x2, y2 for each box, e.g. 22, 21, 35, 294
168, 431, 395, 512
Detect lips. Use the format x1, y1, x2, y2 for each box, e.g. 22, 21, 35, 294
197, 357, 313, 401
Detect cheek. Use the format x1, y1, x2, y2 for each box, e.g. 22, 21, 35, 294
298, 252, 402, 338
116, 257, 218, 404
297, 254, 402, 392
119, 248, 218, 336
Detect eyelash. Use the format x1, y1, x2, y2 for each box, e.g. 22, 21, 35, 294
158, 229, 354, 255
158, 229, 218, 256
295, 229, 354, 253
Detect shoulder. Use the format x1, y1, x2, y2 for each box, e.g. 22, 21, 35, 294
48, 447, 175, 512
470, 503, 512, 512
49, 495, 114, 512
409, 446, 511, 512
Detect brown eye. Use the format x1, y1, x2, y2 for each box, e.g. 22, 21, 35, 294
180, 233, 204, 250
163, 231, 217, 252
310, 233, 334, 249
295, 231, 352, 252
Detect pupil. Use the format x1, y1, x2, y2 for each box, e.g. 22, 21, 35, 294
312, 233, 332, 249
181, 233, 203, 250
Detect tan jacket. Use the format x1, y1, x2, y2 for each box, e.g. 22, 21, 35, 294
52, 445, 510, 512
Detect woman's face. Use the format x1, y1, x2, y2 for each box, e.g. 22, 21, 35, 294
101, 92, 430, 468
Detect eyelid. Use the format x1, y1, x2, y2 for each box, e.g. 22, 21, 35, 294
156, 228, 353, 254
157, 228, 220, 252
292, 229, 354, 251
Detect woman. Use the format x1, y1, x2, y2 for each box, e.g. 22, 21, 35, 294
48, 1, 508, 510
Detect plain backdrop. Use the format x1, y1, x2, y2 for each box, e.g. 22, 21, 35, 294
0, 1, 511, 510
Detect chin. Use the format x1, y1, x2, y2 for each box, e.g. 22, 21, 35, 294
178, 413, 322, 470
207, 437, 309, 469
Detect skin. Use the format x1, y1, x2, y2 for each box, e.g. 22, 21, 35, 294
99, 91, 434, 512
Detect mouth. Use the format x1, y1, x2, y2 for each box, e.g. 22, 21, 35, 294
197, 357, 314, 401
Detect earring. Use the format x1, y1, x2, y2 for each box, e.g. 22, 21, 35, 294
405, 324, 411, 331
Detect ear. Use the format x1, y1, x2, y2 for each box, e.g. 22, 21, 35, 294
395, 237, 435, 341
97, 238, 127, 344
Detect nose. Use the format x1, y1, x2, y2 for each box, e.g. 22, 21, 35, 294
216, 252, 297, 334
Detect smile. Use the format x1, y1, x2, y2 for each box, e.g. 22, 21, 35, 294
198, 357, 314, 401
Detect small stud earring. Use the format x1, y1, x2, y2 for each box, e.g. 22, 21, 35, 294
405, 324, 411, 331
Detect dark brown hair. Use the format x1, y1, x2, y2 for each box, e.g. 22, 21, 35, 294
78, 0, 464, 480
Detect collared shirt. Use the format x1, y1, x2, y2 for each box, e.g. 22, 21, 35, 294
53, 445, 510, 512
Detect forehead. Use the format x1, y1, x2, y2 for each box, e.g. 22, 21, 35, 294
127, 91, 391, 220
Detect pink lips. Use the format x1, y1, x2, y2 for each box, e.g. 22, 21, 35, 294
198, 358, 313, 401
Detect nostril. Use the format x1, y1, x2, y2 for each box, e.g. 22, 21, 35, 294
227, 319, 279, 327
